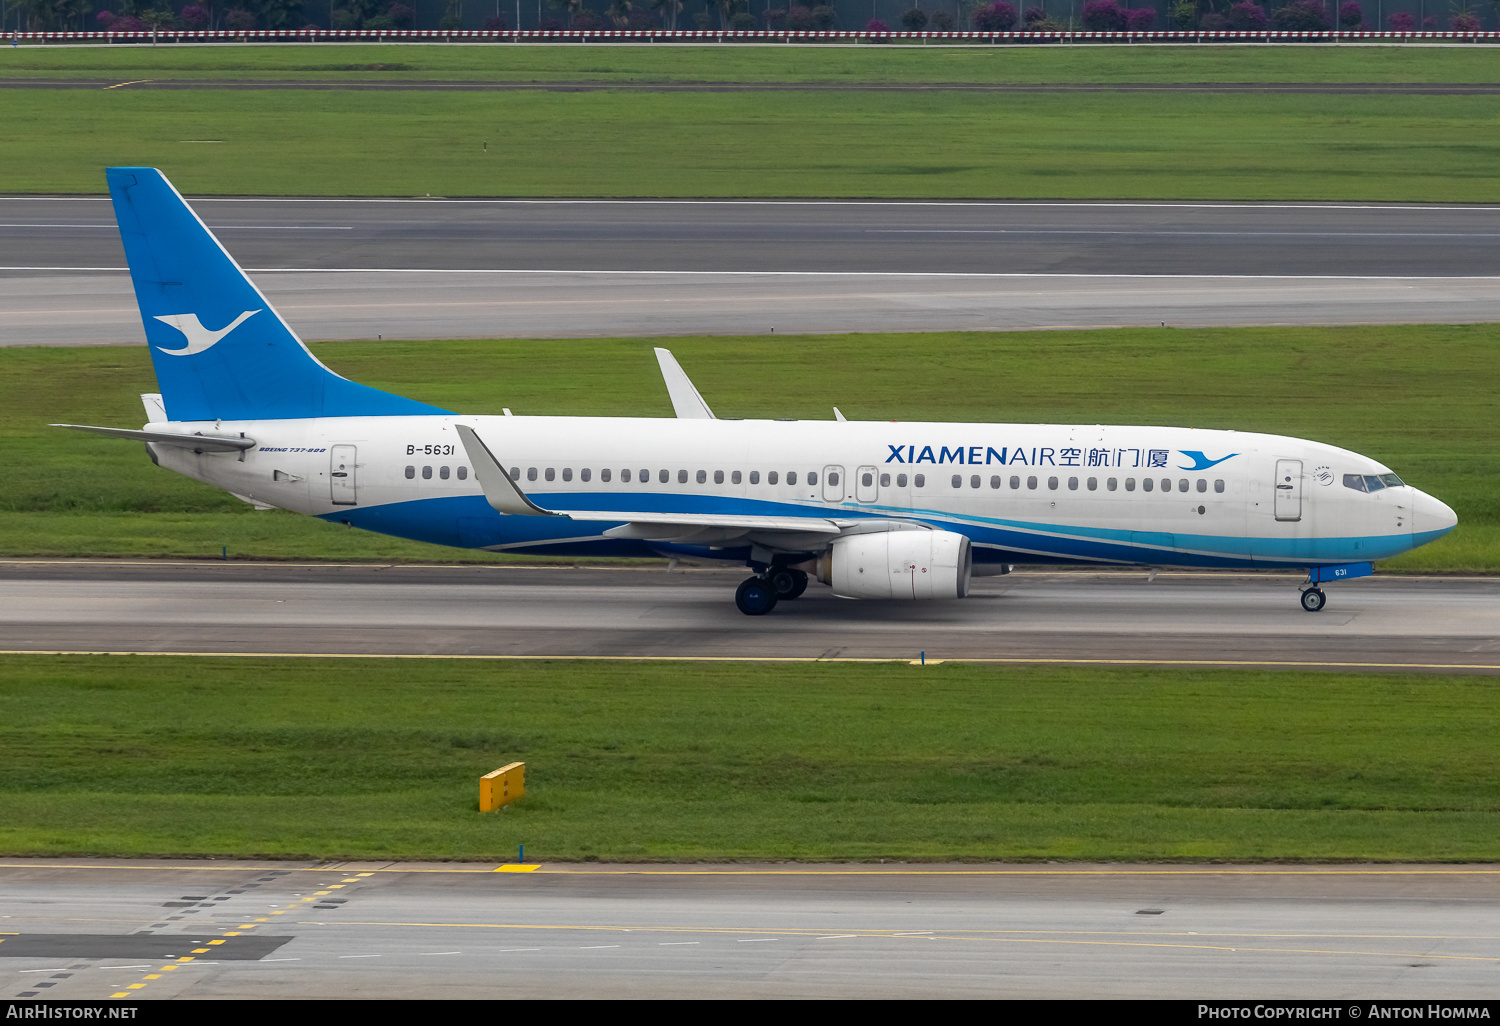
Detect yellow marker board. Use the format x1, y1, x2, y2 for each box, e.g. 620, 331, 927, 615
480, 762, 525, 812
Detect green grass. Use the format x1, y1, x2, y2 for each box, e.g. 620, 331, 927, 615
5, 42, 1500, 83
2, 325, 1495, 569
2, 656, 1497, 860
7, 88, 1500, 199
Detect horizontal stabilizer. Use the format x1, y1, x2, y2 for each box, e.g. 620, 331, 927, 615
53, 423, 255, 452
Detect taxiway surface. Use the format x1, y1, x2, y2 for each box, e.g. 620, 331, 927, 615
4, 860, 1498, 999
5, 198, 1500, 343
3, 561, 1497, 671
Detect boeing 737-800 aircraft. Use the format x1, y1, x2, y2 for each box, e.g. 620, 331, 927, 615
58, 168, 1458, 615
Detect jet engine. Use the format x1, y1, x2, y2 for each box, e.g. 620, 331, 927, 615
817, 529, 972, 600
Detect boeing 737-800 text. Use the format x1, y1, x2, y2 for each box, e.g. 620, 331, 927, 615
58, 168, 1458, 615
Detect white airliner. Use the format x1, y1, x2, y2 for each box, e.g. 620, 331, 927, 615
59, 168, 1458, 615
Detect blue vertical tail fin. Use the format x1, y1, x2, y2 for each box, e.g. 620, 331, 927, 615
107, 167, 448, 422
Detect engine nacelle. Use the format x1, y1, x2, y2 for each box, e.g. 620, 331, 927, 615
817, 529, 972, 600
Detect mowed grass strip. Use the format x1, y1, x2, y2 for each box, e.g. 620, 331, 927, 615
1, 656, 1497, 861
4, 42, 1499, 84
2, 325, 1494, 569
6, 88, 1500, 199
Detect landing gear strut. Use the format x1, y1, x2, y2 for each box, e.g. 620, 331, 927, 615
735, 576, 778, 616
1300, 587, 1327, 613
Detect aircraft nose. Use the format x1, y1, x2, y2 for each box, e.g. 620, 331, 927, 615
1412, 489, 1458, 539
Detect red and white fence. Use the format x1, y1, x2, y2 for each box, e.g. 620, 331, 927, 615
7, 28, 1500, 44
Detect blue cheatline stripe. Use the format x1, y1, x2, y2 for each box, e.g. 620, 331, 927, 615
318, 492, 1433, 568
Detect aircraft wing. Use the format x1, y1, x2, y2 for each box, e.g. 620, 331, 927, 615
455, 424, 842, 539
53, 423, 256, 452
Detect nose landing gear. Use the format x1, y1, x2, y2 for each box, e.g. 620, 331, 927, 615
1298, 561, 1373, 613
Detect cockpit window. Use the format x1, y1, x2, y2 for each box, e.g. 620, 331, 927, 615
1346, 472, 1406, 493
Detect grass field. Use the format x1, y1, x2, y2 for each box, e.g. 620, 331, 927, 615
2, 655, 1497, 861
3, 325, 1495, 569
8, 87, 1499, 199
5, 42, 1500, 83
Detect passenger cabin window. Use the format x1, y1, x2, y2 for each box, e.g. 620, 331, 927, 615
545, 468, 555, 482
1197, 478, 1207, 493
1142, 478, 1153, 492
970, 475, 980, 489
879, 473, 890, 487
951, 475, 962, 489
1010, 476, 1020, 489
509, 467, 520, 480
1068, 477, 1079, 491
659, 469, 669, 484
620, 469, 631, 483
527, 467, 537, 482
601, 468, 611, 483
696, 470, 707, 484
787, 472, 798, 486
990, 476, 1001, 489
562, 468, 572, 482
1087, 477, 1097, 491
457, 466, 468, 481
580, 468, 590, 482
896, 474, 908, 488
808, 471, 818, 486
678, 470, 688, 484
440, 466, 450, 480
714, 470, 724, 484
750, 471, 761, 485
1178, 479, 1188, 493
1048, 476, 1058, 490
767, 471, 778, 485
1027, 476, 1038, 490
1107, 477, 1117, 491
1125, 478, 1136, 491
1214, 479, 1225, 493
732, 471, 742, 484
914, 474, 925, 488
405, 466, 415, 479
422, 466, 432, 480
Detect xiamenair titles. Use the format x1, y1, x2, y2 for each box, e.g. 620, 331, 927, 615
56, 166, 1458, 619
880, 442, 1237, 473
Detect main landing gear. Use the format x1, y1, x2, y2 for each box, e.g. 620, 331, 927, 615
1299, 587, 1327, 613
735, 568, 809, 615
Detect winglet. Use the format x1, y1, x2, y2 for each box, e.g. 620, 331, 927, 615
654, 348, 716, 420
455, 424, 556, 517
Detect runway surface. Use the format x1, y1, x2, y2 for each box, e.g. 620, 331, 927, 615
4, 198, 1500, 343
4, 859, 1499, 999
3, 561, 1497, 672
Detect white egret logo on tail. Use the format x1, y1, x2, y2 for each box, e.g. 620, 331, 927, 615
152, 310, 261, 356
